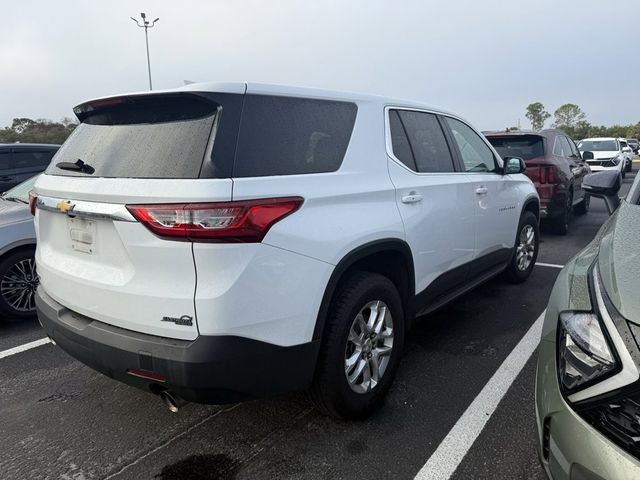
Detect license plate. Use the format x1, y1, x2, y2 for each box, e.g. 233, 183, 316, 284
67, 218, 96, 254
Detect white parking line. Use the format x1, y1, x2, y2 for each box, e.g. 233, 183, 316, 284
414, 311, 545, 480
0, 337, 51, 360
536, 262, 564, 269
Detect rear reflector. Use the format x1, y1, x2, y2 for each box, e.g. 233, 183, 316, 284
126, 368, 166, 382
127, 197, 304, 243
28, 190, 37, 216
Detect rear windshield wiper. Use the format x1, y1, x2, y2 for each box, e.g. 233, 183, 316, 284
56, 159, 95, 175
2, 196, 27, 204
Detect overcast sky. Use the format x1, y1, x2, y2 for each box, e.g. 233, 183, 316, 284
2, 0, 639, 130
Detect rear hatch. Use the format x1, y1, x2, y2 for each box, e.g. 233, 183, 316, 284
34, 91, 241, 340
485, 133, 555, 190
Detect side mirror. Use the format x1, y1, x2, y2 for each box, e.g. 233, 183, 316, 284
503, 156, 526, 175
582, 170, 621, 215
582, 151, 594, 160
622, 146, 632, 153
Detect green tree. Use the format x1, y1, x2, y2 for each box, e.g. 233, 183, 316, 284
525, 102, 550, 130
0, 117, 77, 144
553, 104, 586, 128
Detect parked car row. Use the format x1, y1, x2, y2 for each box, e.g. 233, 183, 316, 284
2, 83, 636, 479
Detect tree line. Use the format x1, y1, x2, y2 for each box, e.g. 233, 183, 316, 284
0, 118, 77, 145
523, 102, 640, 140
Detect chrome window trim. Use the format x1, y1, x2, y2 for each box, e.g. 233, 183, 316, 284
36, 195, 136, 222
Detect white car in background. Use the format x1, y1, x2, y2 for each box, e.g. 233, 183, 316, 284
618, 138, 634, 172
577, 137, 628, 178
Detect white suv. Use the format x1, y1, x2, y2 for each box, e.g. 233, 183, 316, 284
578, 137, 631, 177
33, 83, 539, 419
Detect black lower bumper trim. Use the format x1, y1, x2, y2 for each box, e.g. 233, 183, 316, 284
36, 288, 320, 404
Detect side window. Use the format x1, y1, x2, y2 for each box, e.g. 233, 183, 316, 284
233, 95, 357, 177
444, 117, 496, 173
388, 110, 416, 171
388, 109, 455, 173
566, 137, 580, 157
0, 152, 10, 170
13, 150, 55, 168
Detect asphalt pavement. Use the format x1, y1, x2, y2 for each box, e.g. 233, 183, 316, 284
0, 167, 634, 480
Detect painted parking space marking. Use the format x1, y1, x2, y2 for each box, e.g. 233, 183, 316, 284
414, 311, 545, 480
535, 262, 564, 269
0, 337, 51, 360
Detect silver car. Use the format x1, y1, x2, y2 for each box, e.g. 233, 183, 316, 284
0, 175, 38, 319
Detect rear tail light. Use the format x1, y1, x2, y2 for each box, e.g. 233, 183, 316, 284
127, 197, 304, 243
28, 190, 37, 216
538, 166, 557, 184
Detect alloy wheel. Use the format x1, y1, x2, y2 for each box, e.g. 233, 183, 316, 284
0, 258, 38, 312
516, 225, 536, 272
344, 300, 394, 394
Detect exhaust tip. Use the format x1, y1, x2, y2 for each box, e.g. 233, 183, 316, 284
160, 391, 185, 413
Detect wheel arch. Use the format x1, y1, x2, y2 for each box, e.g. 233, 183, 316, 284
521, 196, 540, 222
312, 239, 415, 342
0, 239, 36, 259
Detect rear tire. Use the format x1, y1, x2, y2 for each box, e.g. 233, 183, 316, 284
310, 272, 405, 419
574, 194, 590, 215
0, 248, 38, 321
551, 191, 573, 236
503, 211, 539, 284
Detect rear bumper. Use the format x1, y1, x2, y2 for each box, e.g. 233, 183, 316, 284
36, 288, 320, 404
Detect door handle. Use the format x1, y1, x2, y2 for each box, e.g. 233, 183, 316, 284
475, 186, 488, 195
401, 192, 423, 204
0, 176, 12, 181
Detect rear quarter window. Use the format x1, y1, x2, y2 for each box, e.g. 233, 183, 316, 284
233, 95, 357, 177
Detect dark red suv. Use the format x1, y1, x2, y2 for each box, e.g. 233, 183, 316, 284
485, 129, 591, 235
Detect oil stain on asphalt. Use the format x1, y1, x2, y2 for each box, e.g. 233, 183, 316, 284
155, 454, 240, 480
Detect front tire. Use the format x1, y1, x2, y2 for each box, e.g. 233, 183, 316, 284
310, 272, 405, 419
503, 211, 539, 283
0, 248, 38, 320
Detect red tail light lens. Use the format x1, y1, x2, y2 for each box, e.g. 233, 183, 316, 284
538, 166, 557, 184
28, 190, 38, 216
127, 197, 304, 243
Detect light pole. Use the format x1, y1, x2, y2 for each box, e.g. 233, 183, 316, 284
130, 13, 159, 90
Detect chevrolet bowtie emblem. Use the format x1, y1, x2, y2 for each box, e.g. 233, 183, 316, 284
56, 200, 75, 214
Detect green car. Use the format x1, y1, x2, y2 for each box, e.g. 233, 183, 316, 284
536, 169, 640, 479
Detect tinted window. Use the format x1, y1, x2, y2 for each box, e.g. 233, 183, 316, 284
553, 136, 572, 157
566, 137, 580, 157
578, 140, 618, 152
47, 94, 219, 179
0, 152, 10, 170
487, 135, 544, 161
392, 111, 454, 173
233, 95, 357, 177
13, 150, 55, 168
2, 174, 39, 202
388, 110, 415, 170
445, 117, 496, 172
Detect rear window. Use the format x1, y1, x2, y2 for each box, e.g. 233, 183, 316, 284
233, 95, 357, 177
46, 94, 218, 179
486, 135, 544, 161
